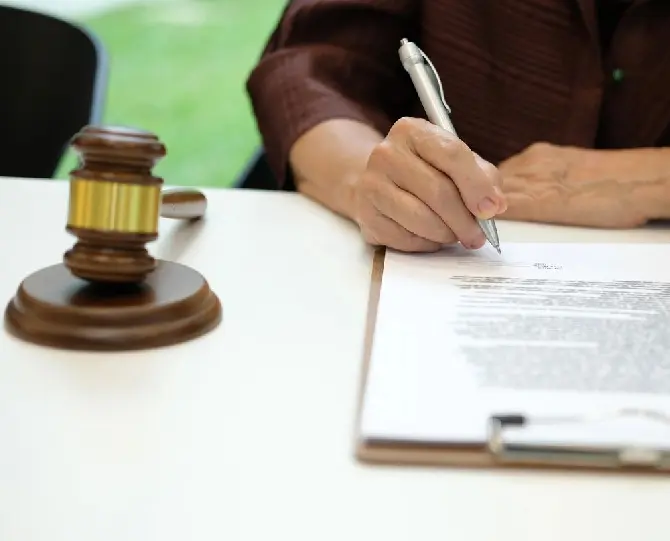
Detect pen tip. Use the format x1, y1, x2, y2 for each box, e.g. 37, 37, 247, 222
495, 245, 501, 255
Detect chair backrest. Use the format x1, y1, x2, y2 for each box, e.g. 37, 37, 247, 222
0, 5, 107, 178
234, 147, 278, 189
235, 147, 302, 191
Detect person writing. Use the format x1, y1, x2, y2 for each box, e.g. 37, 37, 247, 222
246, 0, 670, 252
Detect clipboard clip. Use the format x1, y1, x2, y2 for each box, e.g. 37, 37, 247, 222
487, 409, 670, 470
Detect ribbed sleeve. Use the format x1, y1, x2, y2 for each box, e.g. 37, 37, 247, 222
246, 0, 418, 188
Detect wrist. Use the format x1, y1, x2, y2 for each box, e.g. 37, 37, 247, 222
289, 119, 382, 222
598, 148, 670, 221
290, 156, 362, 222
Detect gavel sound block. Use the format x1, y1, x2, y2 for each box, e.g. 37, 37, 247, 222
4, 125, 222, 351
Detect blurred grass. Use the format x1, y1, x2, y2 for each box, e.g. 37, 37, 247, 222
57, 0, 285, 187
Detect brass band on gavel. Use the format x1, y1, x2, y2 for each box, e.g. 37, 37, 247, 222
67, 177, 162, 235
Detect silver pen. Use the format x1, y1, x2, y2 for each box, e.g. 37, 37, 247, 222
398, 38, 501, 254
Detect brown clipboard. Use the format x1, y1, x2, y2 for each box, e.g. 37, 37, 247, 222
353, 249, 670, 475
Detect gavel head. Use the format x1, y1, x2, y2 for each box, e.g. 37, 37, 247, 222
64, 125, 166, 283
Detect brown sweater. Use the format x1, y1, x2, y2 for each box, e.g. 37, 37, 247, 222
246, 0, 670, 189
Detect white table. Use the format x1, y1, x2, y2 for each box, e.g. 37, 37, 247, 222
1, 177, 669, 541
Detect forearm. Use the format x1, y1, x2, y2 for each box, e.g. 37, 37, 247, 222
288, 119, 384, 221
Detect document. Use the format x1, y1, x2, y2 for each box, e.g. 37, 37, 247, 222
359, 243, 670, 450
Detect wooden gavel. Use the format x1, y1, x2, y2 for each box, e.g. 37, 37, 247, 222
64, 125, 208, 283
4, 123, 222, 352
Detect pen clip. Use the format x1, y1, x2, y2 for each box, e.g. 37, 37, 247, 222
415, 45, 451, 114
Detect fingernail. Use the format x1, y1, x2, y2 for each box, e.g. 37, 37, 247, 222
477, 197, 497, 219
463, 234, 486, 250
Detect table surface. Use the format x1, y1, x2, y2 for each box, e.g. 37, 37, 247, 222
1, 178, 670, 541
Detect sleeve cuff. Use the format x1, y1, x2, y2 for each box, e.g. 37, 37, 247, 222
246, 51, 394, 189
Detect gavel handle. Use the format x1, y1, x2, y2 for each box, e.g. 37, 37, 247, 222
160, 189, 207, 220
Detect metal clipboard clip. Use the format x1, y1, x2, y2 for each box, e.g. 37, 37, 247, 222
487, 409, 670, 470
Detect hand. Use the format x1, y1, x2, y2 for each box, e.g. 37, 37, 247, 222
498, 142, 653, 228
352, 117, 507, 252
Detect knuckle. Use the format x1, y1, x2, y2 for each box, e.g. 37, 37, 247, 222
482, 162, 503, 187
391, 116, 418, 136
473, 155, 503, 192
437, 136, 468, 160
367, 140, 395, 170
526, 141, 551, 156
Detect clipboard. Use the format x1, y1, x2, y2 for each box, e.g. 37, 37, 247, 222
354, 249, 670, 474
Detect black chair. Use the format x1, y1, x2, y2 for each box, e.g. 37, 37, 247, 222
0, 5, 107, 179
234, 147, 282, 190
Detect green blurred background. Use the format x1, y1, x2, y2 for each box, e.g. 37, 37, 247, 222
54, 0, 285, 187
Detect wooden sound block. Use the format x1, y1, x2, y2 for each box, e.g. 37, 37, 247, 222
4, 261, 222, 351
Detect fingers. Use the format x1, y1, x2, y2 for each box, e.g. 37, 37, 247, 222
360, 206, 443, 253
353, 116, 505, 253
370, 141, 484, 249
389, 118, 506, 220
499, 176, 647, 228
364, 168, 457, 245
355, 168, 455, 251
